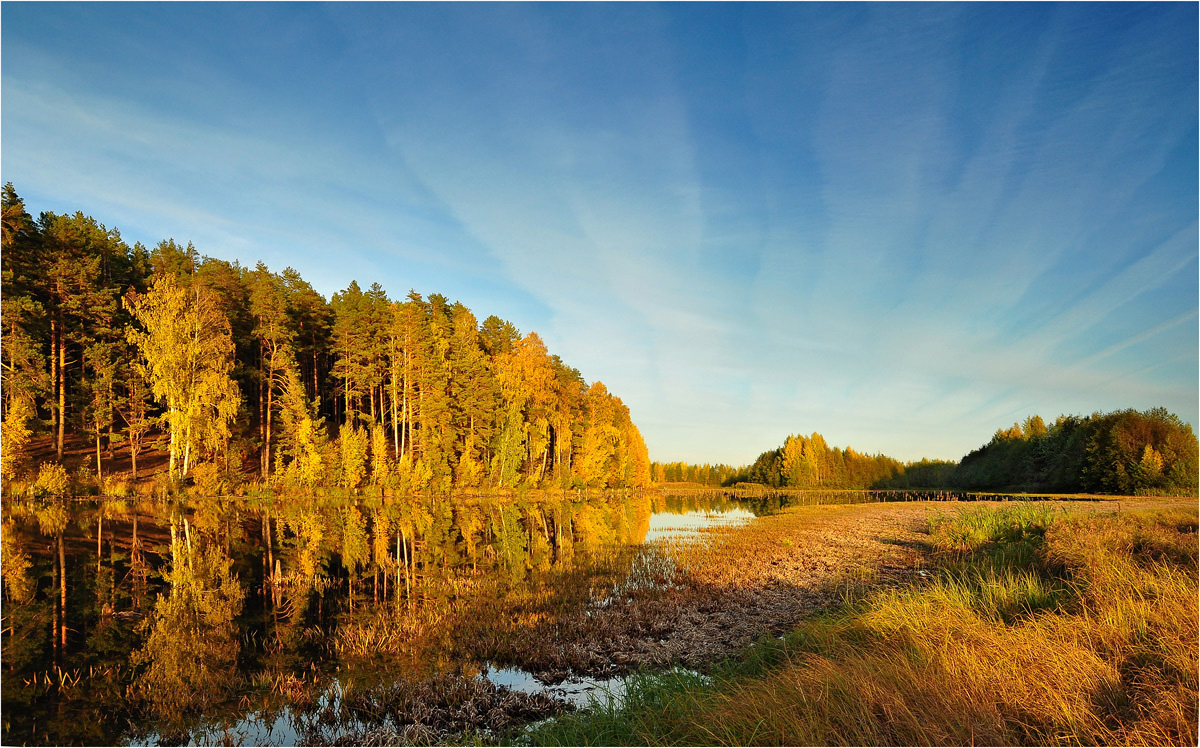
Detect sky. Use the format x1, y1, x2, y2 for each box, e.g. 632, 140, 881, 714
2, 2, 1197, 466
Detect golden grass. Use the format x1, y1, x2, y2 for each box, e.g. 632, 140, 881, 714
528, 503, 1199, 746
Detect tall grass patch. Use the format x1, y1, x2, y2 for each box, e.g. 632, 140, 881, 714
523, 503, 1199, 746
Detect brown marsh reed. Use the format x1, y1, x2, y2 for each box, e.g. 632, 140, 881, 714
526, 501, 1199, 746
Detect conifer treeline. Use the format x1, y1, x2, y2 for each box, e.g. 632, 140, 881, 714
693, 408, 1197, 495
952, 409, 1198, 495
0, 184, 650, 492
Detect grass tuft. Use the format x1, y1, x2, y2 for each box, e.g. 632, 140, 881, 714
521, 503, 1199, 746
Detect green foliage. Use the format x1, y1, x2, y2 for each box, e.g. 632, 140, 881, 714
726, 432, 906, 489
651, 461, 741, 486
955, 408, 1198, 495
877, 458, 958, 489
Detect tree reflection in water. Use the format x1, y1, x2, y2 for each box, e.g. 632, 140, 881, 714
1, 489, 656, 744
130, 511, 244, 721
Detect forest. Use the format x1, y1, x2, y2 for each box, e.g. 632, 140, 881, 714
952, 408, 1198, 494
0, 184, 650, 496
649, 461, 740, 487
2, 181, 1195, 500
722, 432, 927, 490
715, 408, 1198, 496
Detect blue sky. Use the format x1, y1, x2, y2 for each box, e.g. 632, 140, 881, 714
3, 2, 1196, 465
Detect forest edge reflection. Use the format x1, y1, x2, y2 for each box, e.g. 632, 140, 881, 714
2, 487, 809, 744
2, 487, 1072, 745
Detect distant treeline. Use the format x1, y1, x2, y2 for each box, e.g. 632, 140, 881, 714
0, 183, 650, 493
649, 461, 740, 486
721, 432, 929, 490
662, 407, 1197, 496
953, 409, 1197, 495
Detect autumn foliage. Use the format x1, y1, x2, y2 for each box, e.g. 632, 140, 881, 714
0, 184, 650, 493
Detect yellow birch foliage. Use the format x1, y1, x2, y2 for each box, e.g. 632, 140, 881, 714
126, 273, 239, 479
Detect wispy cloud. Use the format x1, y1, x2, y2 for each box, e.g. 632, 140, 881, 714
3, 3, 1194, 464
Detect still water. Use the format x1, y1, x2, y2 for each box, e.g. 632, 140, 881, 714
0, 488, 857, 745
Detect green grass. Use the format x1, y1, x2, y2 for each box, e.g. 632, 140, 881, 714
518, 503, 1199, 746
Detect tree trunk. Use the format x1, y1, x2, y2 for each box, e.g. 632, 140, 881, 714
265, 346, 274, 481
168, 403, 178, 481
312, 350, 320, 412
169, 520, 180, 598
391, 358, 399, 460
56, 320, 65, 461
259, 341, 267, 478
58, 531, 67, 651
50, 318, 59, 458
183, 516, 194, 571
52, 536, 60, 662
106, 377, 115, 458
402, 347, 410, 459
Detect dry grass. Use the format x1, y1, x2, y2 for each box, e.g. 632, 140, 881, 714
528, 502, 1199, 746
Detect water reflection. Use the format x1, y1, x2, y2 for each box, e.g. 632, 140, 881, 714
1, 488, 895, 745
2, 490, 656, 744
644, 506, 755, 543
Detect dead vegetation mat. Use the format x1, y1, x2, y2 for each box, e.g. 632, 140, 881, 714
465, 501, 939, 681
466, 498, 1196, 684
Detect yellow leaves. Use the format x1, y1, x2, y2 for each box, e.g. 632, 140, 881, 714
189, 462, 225, 496
371, 423, 390, 486
341, 503, 369, 574
296, 417, 325, 487
126, 273, 240, 477
34, 462, 71, 499
339, 425, 369, 490
1, 396, 34, 481
1139, 444, 1164, 481
371, 508, 395, 572
574, 381, 649, 489
455, 445, 484, 489
291, 510, 326, 584
1, 520, 35, 603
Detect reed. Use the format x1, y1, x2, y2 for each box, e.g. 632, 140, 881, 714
525, 503, 1199, 746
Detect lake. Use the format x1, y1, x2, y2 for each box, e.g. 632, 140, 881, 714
1, 487, 953, 745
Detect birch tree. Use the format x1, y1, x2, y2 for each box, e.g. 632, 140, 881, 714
126, 273, 240, 481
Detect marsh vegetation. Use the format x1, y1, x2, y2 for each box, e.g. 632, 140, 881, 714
7, 487, 1190, 745
528, 499, 1199, 747
2, 487, 868, 744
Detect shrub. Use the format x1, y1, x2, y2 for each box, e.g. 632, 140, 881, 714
34, 462, 71, 498
189, 462, 225, 496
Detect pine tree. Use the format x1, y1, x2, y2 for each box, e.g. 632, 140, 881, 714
447, 303, 496, 488
248, 263, 297, 480
0, 185, 48, 457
